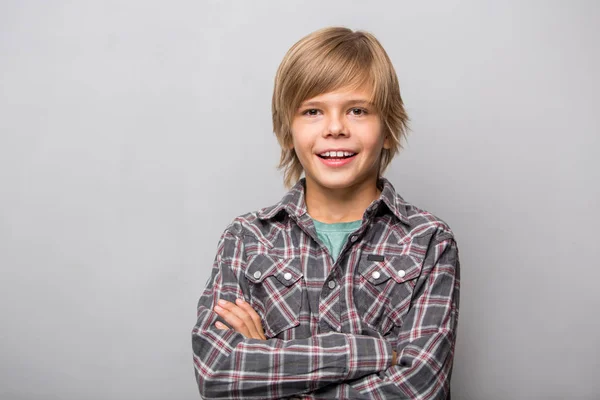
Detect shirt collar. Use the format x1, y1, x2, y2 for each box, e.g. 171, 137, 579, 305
257, 177, 410, 225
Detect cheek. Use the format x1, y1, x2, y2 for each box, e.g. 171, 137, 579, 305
290, 124, 315, 152
361, 129, 386, 154
288, 132, 310, 164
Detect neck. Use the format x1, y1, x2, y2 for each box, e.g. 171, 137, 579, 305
305, 177, 381, 223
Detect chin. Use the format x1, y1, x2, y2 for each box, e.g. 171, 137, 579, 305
311, 175, 361, 191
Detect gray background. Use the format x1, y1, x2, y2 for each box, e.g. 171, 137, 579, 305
1, 1, 598, 399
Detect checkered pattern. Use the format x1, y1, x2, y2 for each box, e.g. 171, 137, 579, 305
192, 178, 460, 399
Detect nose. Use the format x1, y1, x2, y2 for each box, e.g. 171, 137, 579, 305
325, 112, 347, 137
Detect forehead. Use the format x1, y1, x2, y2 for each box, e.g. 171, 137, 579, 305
299, 85, 375, 106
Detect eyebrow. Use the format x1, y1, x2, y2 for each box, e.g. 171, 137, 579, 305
300, 99, 375, 108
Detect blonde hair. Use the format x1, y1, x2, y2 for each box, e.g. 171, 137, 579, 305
272, 26, 409, 188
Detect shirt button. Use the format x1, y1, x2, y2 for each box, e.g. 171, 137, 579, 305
397, 269, 406, 278
372, 271, 381, 280
283, 272, 292, 281
253, 271, 262, 279
327, 280, 336, 289
350, 235, 358, 242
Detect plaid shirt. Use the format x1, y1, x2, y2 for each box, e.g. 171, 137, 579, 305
192, 178, 460, 399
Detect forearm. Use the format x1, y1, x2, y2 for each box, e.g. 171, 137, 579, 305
192, 308, 393, 400
290, 325, 455, 399
348, 329, 455, 399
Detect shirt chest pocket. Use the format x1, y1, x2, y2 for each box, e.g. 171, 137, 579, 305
244, 253, 304, 338
355, 253, 422, 334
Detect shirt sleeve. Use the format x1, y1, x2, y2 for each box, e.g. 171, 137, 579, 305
342, 233, 461, 399
191, 225, 394, 400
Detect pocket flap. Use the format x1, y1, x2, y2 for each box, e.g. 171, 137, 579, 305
245, 253, 302, 287
358, 253, 422, 285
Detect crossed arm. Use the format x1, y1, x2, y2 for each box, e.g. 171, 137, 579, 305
214, 297, 400, 365
192, 228, 460, 399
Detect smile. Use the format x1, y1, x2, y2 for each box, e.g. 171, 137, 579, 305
317, 150, 356, 159
316, 152, 357, 168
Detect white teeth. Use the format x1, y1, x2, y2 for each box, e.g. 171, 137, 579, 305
319, 150, 356, 158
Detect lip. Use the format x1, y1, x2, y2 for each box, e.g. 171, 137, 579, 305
315, 148, 358, 155
316, 153, 357, 168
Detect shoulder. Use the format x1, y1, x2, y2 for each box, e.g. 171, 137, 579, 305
218, 203, 286, 250
389, 195, 459, 278
405, 200, 454, 239
378, 177, 455, 244
388, 191, 457, 249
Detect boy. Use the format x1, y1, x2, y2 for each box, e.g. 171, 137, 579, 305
192, 27, 460, 399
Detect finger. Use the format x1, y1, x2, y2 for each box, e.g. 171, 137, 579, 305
215, 300, 262, 339
215, 321, 229, 330
214, 303, 251, 337
235, 298, 266, 340
218, 299, 262, 339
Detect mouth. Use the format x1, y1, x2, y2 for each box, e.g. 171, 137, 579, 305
316, 150, 357, 159
316, 150, 358, 167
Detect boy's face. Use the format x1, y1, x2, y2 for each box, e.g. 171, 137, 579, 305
290, 85, 390, 192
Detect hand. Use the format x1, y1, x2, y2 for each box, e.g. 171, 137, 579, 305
213, 298, 266, 340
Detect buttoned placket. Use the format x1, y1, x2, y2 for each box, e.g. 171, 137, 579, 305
292, 212, 341, 333
291, 205, 380, 334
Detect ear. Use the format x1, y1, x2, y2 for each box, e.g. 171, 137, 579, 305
383, 134, 392, 150
286, 132, 295, 150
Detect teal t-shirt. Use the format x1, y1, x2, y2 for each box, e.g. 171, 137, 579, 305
311, 218, 362, 261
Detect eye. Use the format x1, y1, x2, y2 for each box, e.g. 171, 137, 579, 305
302, 109, 320, 116
349, 108, 367, 116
